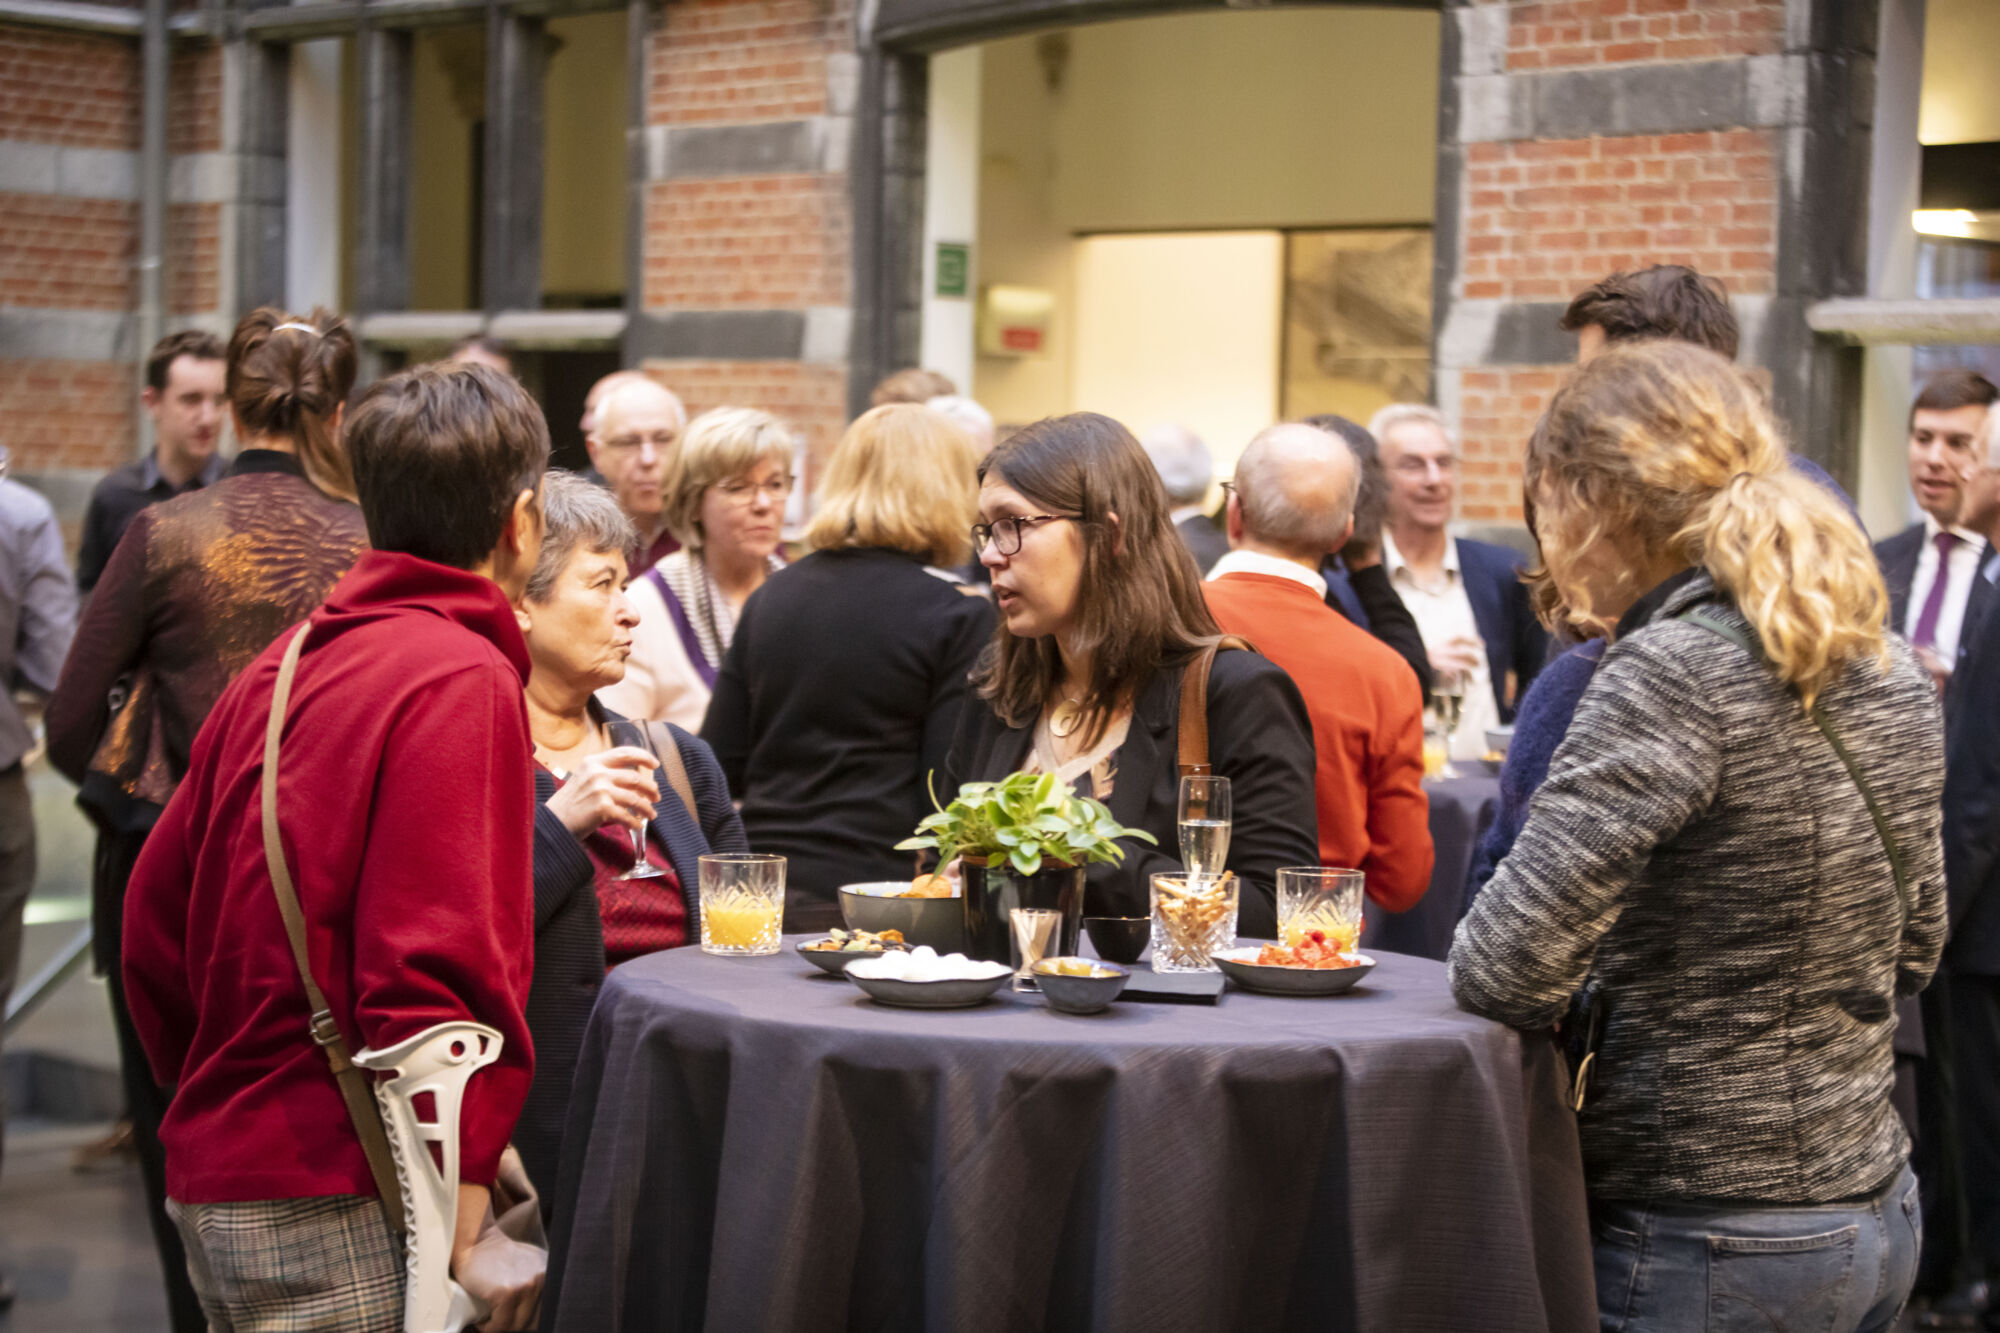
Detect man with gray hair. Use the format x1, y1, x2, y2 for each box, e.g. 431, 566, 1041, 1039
587, 375, 689, 576
1374, 403, 1543, 759
1203, 423, 1433, 912
1140, 422, 1228, 573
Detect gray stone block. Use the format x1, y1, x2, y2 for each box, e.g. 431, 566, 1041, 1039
655, 120, 828, 179
0, 309, 133, 361
0, 141, 58, 195
627, 309, 806, 361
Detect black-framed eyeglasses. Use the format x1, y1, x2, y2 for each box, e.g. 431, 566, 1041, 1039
971, 513, 1073, 556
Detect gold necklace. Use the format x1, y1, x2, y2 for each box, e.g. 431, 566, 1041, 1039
1048, 695, 1087, 739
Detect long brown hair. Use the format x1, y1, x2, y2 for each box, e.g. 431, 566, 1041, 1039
1529, 340, 1887, 707
974, 412, 1219, 745
226, 306, 357, 501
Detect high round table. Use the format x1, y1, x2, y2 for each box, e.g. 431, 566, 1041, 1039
544, 940, 1594, 1333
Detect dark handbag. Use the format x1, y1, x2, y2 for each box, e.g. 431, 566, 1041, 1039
1560, 603, 1912, 1112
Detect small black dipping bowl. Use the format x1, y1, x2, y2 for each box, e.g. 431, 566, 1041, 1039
1083, 916, 1149, 965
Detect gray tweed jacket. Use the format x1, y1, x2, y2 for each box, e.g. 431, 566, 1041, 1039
1449, 572, 1947, 1204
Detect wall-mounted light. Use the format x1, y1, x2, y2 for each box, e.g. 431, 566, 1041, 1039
1914, 209, 1979, 238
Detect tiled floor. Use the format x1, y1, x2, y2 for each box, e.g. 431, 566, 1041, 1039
0, 1121, 169, 1331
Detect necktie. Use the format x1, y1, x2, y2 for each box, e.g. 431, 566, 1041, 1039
1912, 531, 1962, 651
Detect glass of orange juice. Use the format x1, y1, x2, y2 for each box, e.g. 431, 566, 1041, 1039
1277, 867, 1365, 954
698, 853, 785, 956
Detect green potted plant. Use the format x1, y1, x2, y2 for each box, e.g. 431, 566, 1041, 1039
896, 771, 1156, 964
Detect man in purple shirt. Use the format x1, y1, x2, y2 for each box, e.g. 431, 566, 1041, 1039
0, 444, 77, 1309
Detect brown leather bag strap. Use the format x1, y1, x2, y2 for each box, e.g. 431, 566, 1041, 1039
1176, 635, 1255, 777
643, 719, 698, 821
261, 622, 408, 1238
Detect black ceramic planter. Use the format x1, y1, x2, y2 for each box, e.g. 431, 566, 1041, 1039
961, 860, 1086, 966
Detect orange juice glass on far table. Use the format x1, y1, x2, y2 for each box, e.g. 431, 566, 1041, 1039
698, 854, 785, 956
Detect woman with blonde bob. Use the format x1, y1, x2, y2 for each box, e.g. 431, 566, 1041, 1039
702, 404, 995, 929
1450, 341, 1947, 1333
599, 405, 793, 729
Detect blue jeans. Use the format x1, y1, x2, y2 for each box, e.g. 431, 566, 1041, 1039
1593, 1163, 1921, 1333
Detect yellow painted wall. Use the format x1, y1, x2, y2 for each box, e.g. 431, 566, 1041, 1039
970, 7, 1438, 430
1071, 232, 1284, 474
409, 26, 483, 311
1054, 9, 1438, 232
544, 12, 628, 302
973, 35, 1076, 428
1921, 0, 2000, 145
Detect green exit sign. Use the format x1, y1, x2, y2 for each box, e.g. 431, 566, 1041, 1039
935, 242, 970, 298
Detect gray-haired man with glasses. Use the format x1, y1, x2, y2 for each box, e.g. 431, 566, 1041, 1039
586, 376, 688, 577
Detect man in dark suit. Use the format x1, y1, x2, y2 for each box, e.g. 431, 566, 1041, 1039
1877, 370, 1998, 688
1140, 422, 1229, 574
1371, 403, 1543, 757
1941, 403, 2000, 1332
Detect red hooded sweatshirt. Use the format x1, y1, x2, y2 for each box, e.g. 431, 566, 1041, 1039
123, 550, 537, 1203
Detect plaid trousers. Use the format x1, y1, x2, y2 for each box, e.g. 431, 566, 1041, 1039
167, 1195, 404, 1333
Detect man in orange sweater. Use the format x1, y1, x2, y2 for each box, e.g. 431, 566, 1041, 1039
1204, 423, 1433, 912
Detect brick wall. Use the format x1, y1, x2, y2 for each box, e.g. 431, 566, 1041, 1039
0, 359, 136, 472
640, 357, 849, 469
0, 24, 229, 476
1461, 130, 1777, 304
648, 0, 838, 126
0, 194, 135, 309
642, 175, 848, 310
1499, 0, 1783, 71
1444, 2, 1795, 522
1456, 367, 1563, 522
0, 28, 136, 149
638, 0, 855, 455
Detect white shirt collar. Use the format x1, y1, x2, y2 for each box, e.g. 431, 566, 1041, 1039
1921, 512, 1984, 548
1381, 529, 1460, 582
1206, 548, 1328, 599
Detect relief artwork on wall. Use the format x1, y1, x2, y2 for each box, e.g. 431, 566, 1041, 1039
1280, 228, 1432, 426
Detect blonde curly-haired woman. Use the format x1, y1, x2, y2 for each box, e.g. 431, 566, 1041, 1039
1449, 340, 1946, 1333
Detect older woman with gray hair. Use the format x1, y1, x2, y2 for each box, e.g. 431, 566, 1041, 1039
599, 406, 794, 729
515, 471, 745, 1202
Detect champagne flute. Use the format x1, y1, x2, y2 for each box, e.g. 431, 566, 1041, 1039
603, 719, 664, 881
1177, 774, 1232, 877
1430, 674, 1465, 780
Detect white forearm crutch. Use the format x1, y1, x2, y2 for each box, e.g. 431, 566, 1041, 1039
354, 1021, 503, 1333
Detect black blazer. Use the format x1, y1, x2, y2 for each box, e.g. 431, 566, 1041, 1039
1456, 536, 1547, 723
1944, 589, 2000, 976
520, 714, 746, 1206
1875, 522, 1994, 662
1175, 513, 1230, 575
1322, 559, 1432, 700
942, 649, 1319, 938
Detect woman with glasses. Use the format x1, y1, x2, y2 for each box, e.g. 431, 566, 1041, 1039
702, 404, 993, 930
942, 412, 1319, 935
599, 406, 793, 730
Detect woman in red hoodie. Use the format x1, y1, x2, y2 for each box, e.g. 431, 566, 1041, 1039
122, 363, 550, 1332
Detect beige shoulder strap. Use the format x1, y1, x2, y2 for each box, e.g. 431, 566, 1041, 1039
1176, 634, 1256, 777
261, 622, 408, 1238
643, 719, 698, 821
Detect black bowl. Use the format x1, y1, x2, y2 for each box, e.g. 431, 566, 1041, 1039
1083, 916, 1150, 965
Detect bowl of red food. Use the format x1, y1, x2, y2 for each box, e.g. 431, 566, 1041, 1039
1213, 933, 1376, 996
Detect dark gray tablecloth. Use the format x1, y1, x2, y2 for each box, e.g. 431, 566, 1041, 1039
1361, 774, 1502, 962
544, 939, 1593, 1333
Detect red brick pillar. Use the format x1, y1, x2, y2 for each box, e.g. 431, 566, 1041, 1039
627, 0, 859, 471
1434, 0, 1877, 520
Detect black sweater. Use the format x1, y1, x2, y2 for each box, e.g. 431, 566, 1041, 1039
702, 547, 995, 931
941, 649, 1319, 938
522, 715, 745, 1206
